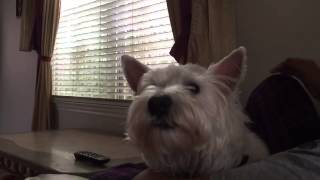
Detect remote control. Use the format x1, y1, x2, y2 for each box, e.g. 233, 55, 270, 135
74, 151, 110, 165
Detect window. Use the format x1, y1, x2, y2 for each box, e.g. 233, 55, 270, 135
52, 0, 176, 100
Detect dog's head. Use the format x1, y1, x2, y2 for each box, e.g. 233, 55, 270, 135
121, 47, 247, 159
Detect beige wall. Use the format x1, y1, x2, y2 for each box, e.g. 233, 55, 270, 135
0, 0, 37, 133
236, 0, 320, 102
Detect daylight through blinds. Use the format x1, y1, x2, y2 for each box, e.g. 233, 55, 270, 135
52, 0, 176, 99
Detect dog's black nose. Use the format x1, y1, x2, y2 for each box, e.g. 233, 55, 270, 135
148, 95, 172, 118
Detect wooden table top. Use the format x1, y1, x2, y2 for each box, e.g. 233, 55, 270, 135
26, 174, 88, 180
0, 129, 141, 175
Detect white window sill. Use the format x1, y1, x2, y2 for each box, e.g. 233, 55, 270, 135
52, 96, 131, 135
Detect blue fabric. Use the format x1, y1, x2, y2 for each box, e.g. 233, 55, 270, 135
213, 140, 320, 180
89, 163, 146, 180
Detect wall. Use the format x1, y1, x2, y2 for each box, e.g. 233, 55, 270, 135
0, 0, 37, 133
236, 0, 320, 103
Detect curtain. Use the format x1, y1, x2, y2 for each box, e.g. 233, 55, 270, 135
20, 0, 61, 131
166, 0, 192, 65
19, 0, 36, 51
167, 0, 237, 67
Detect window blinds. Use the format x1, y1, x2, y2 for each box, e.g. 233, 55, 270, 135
52, 0, 176, 100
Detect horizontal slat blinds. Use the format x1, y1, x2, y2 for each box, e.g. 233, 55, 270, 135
52, 0, 176, 100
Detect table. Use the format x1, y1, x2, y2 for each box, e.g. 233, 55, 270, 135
26, 174, 88, 180
0, 129, 141, 178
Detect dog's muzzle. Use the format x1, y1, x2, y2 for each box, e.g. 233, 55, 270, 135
148, 95, 173, 128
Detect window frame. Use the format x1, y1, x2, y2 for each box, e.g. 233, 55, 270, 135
52, 95, 131, 135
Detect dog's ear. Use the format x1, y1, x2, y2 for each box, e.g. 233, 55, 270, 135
208, 47, 247, 91
121, 55, 150, 92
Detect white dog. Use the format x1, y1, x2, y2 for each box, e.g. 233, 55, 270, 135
121, 47, 269, 176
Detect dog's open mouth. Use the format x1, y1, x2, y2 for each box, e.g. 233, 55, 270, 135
150, 117, 175, 129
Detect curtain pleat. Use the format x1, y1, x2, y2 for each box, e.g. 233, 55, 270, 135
32, 60, 53, 130
167, 0, 236, 67
40, 0, 60, 56
166, 0, 192, 64
207, 0, 236, 66
19, 0, 36, 51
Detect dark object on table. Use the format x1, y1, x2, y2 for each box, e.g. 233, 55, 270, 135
74, 151, 110, 165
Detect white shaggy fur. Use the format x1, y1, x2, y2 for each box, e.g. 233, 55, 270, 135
121, 47, 269, 176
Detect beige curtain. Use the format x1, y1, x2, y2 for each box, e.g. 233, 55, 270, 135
20, 0, 61, 131
33, 60, 54, 131
166, 0, 192, 64
19, 0, 36, 51
167, 0, 237, 67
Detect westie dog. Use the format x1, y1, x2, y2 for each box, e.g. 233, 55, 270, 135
121, 47, 269, 176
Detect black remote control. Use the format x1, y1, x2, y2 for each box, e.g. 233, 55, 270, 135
74, 151, 110, 165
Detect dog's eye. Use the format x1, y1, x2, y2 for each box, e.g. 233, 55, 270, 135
185, 82, 200, 94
